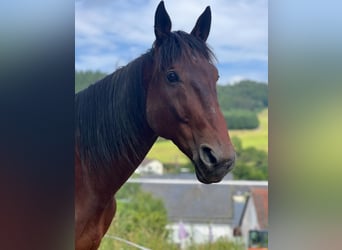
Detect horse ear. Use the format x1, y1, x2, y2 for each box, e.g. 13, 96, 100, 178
191, 6, 211, 42
154, 1, 172, 45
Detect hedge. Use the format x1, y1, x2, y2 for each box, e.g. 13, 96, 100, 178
223, 110, 259, 130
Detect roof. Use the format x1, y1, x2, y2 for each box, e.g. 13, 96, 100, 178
234, 186, 268, 230
251, 187, 268, 229
140, 173, 234, 224
140, 172, 233, 180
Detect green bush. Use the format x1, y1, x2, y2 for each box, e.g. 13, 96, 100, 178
224, 110, 260, 130
231, 137, 268, 180
99, 183, 177, 250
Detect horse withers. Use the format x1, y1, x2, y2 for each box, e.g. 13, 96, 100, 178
75, 2, 235, 249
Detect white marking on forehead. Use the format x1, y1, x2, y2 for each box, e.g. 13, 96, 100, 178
210, 106, 216, 114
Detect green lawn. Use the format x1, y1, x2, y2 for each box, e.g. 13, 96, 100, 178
146, 109, 268, 165
146, 139, 190, 165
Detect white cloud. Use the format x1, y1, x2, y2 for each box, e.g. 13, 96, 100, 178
223, 71, 267, 85
75, 0, 268, 82
227, 75, 248, 84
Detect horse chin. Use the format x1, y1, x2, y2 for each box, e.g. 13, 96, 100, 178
193, 161, 229, 184
195, 171, 222, 184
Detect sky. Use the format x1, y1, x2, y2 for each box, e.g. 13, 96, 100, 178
75, 0, 268, 85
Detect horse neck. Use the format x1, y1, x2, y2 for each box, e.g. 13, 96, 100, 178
108, 129, 157, 194
109, 112, 157, 193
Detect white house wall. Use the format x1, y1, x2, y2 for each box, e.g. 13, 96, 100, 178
135, 160, 164, 175
167, 223, 233, 246
241, 196, 260, 245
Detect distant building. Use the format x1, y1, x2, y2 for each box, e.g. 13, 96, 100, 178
136, 173, 268, 248
135, 158, 164, 175
235, 187, 268, 246
139, 173, 236, 247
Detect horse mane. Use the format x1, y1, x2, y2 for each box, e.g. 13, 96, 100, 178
75, 52, 154, 173
75, 30, 215, 174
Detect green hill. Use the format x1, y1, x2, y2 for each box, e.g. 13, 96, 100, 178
217, 80, 268, 112
75, 70, 106, 93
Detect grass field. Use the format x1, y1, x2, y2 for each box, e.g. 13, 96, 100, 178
230, 108, 268, 152
146, 139, 191, 165
146, 109, 268, 165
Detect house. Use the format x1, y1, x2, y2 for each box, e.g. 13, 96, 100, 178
234, 187, 268, 246
132, 173, 268, 248
135, 158, 164, 175
139, 173, 236, 247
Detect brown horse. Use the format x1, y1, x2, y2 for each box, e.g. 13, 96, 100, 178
75, 1, 236, 249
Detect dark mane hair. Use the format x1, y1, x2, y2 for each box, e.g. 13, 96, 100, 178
75, 30, 215, 173
75, 53, 154, 173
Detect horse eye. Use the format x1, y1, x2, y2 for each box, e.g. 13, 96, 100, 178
166, 71, 180, 83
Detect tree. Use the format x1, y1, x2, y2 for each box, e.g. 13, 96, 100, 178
231, 137, 268, 180
100, 183, 177, 250
115, 183, 168, 234
224, 110, 260, 130
75, 70, 107, 93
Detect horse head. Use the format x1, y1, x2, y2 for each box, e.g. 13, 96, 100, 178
146, 2, 236, 184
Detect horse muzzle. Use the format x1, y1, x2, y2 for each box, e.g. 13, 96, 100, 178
193, 143, 236, 184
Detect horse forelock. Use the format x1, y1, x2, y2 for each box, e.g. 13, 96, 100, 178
153, 31, 216, 71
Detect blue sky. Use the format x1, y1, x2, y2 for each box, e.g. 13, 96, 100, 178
75, 0, 268, 85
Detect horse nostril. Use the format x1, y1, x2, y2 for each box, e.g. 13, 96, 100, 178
199, 144, 218, 166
